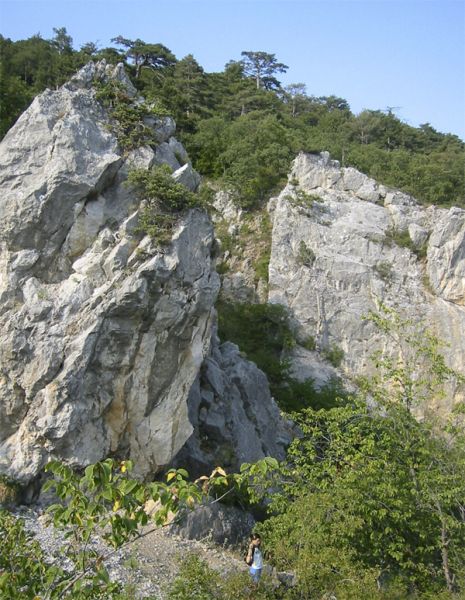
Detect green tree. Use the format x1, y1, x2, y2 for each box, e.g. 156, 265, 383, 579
256, 308, 465, 597
111, 36, 176, 78
283, 82, 307, 117
51, 26, 73, 55
240, 50, 288, 90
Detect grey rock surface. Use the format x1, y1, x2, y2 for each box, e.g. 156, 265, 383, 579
268, 152, 465, 414
172, 330, 292, 478
0, 61, 219, 483
212, 191, 268, 304
170, 503, 256, 548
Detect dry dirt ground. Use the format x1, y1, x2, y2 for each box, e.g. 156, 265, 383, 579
18, 506, 250, 599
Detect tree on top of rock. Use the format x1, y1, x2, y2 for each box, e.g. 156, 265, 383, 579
111, 36, 176, 78
240, 50, 288, 90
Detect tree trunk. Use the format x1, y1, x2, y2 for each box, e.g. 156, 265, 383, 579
437, 502, 455, 593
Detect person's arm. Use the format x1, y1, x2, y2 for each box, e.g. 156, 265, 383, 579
246, 544, 254, 564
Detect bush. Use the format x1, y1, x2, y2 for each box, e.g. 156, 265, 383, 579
0, 509, 67, 599
296, 241, 315, 267
374, 260, 394, 282
0, 475, 20, 507
217, 301, 346, 412
94, 79, 163, 151
127, 164, 206, 243
287, 189, 323, 209
167, 553, 284, 600
322, 343, 344, 367
167, 554, 219, 600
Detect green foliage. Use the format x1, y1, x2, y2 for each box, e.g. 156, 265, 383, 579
167, 553, 282, 599
280, 376, 347, 412
217, 301, 294, 388
216, 261, 230, 275
374, 260, 394, 281
363, 304, 463, 411
167, 554, 219, 600
217, 301, 346, 412
0, 509, 68, 599
0, 474, 21, 506
301, 335, 316, 351
94, 79, 164, 151
2, 34, 463, 207
250, 307, 465, 598
127, 164, 206, 243
296, 240, 316, 267
250, 211, 272, 283
322, 343, 344, 367
287, 189, 323, 209
260, 398, 465, 596
384, 227, 428, 260
385, 226, 414, 250
18, 459, 203, 598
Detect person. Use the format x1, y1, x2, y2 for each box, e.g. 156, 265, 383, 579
246, 533, 263, 584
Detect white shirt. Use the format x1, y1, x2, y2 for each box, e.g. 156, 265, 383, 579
252, 547, 263, 569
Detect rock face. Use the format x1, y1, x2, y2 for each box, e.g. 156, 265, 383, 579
212, 191, 269, 304
0, 61, 221, 483
172, 330, 291, 478
268, 152, 465, 413
171, 502, 256, 548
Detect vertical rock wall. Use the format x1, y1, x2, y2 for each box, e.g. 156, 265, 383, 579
0, 62, 220, 482
268, 152, 465, 413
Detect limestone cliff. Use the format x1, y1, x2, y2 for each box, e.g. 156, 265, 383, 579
267, 152, 465, 411
0, 62, 235, 484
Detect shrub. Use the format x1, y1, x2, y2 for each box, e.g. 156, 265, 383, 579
0, 475, 20, 507
374, 260, 394, 282
167, 554, 219, 600
384, 228, 428, 260
127, 164, 206, 243
95, 79, 162, 151
288, 189, 323, 209
0, 509, 68, 599
301, 335, 316, 351
296, 241, 315, 267
167, 553, 283, 600
217, 301, 347, 412
322, 343, 344, 367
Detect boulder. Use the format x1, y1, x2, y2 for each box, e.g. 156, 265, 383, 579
170, 503, 255, 548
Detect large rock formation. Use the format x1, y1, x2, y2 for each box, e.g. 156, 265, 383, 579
268, 152, 465, 413
172, 329, 291, 478
0, 61, 222, 483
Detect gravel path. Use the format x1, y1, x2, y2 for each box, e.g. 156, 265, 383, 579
14, 505, 248, 599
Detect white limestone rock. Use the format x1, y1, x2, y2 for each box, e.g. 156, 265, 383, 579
427, 207, 465, 304
268, 152, 465, 414
0, 63, 220, 483
172, 163, 201, 192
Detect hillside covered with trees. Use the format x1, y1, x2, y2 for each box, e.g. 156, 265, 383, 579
1, 28, 464, 209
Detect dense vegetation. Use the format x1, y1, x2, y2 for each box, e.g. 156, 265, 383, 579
1, 29, 464, 208
217, 301, 346, 412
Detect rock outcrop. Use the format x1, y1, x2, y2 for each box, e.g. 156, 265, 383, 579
212, 191, 269, 304
268, 152, 465, 413
172, 329, 291, 478
0, 61, 221, 483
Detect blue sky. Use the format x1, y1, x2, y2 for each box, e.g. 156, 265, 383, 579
1, 0, 464, 139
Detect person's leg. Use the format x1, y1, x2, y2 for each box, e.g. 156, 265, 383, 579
250, 568, 262, 584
